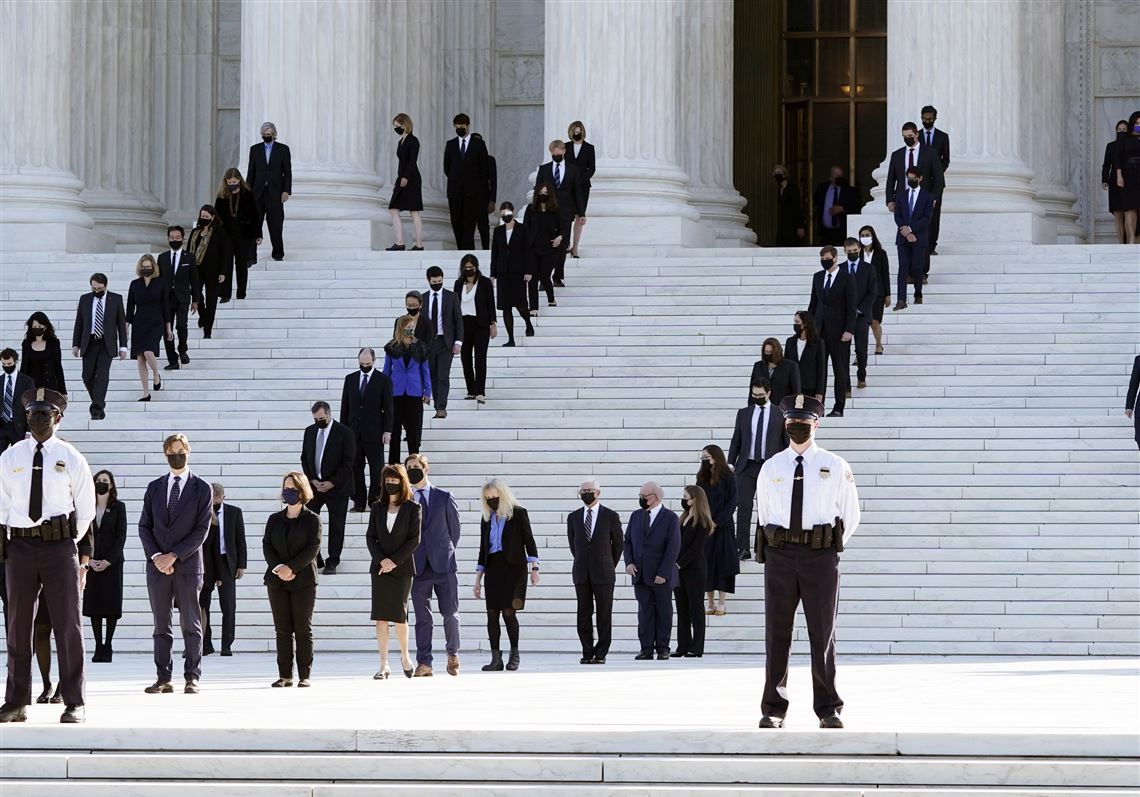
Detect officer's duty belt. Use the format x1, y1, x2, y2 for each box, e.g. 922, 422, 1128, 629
764, 521, 843, 552
8, 515, 75, 542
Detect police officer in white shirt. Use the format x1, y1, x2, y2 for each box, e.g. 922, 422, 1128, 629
755, 394, 860, 730
0, 388, 95, 724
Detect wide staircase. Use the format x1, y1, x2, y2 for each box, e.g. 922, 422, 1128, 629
0, 244, 1137, 658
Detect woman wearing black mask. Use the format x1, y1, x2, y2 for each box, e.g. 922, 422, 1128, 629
474, 478, 539, 672
858, 225, 890, 355
697, 445, 738, 617
188, 204, 229, 339
84, 470, 127, 662
214, 168, 260, 300
674, 484, 714, 658
126, 255, 171, 402
564, 121, 595, 258
263, 472, 322, 688
490, 202, 534, 345
1102, 121, 1130, 244
785, 311, 826, 403
454, 254, 496, 402
20, 311, 66, 396
525, 181, 563, 314
387, 113, 425, 251
1111, 112, 1140, 245
367, 464, 422, 679
749, 337, 801, 407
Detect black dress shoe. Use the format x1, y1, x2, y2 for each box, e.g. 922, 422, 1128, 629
297, 678, 311, 688
554, 279, 565, 288
386, 243, 406, 251
0, 703, 28, 723
580, 656, 593, 665
820, 714, 844, 729
203, 645, 215, 657
915, 295, 924, 304
591, 656, 606, 665
351, 505, 367, 513
322, 565, 337, 575
60, 704, 85, 724
163, 363, 180, 371
180, 353, 190, 364
36, 685, 52, 704
684, 652, 702, 658
221, 649, 233, 657
739, 550, 751, 561
49, 687, 63, 704
236, 292, 247, 300
144, 680, 173, 694
634, 650, 653, 661
657, 651, 670, 661
524, 328, 535, 337
672, 649, 687, 658
502, 340, 516, 347
271, 678, 292, 688
826, 410, 843, 417
759, 716, 785, 729
184, 679, 200, 694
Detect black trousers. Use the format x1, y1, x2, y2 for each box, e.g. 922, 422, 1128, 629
448, 193, 481, 250
896, 243, 925, 303
528, 255, 557, 310
460, 316, 490, 396
351, 437, 384, 508
389, 394, 424, 464
146, 562, 204, 682
221, 237, 253, 300
574, 578, 615, 659
734, 459, 763, 552
553, 206, 573, 281
256, 195, 285, 260
266, 584, 314, 679
164, 300, 190, 364
634, 581, 673, 654
674, 565, 707, 655
199, 571, 236, 652
477, 209, 490, 249
929, 199, 942, 252
821, 333, 850, 413
200, 276, 221, 337
848, 316, 870, 387
762, 545, 843, 719
0, 421, 22, 454
308, 492, 349, 567
81, 342, 113, 414
428, 336, 454, 411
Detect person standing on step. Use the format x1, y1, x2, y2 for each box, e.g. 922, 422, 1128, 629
773, 164, 806, 247
808, 247, 855, 417
126, 256, 172, 403
443, 113, 491, 250
728, 377, 788, 562
564, 120, 595, 259
1126, 354, 1140, 450
535, 139, 583, 287
857, 226, 890, 356
749, 337, 800, 407
386, 113, 425, 251
305, 400, 358, 575
785, 312, 826, 404
455, 254, 497, 404
525, 183, 563, 313
624, 481, 681, 661
341, 348, 394, 508
920, 105, 950, 257
160, 225, 200, 372
407, 454, 462, 677
674, 485, 714, 658
138, 434, 212, 696
0, 388, 95, 725
842, 237, 878, 395
475, 479, 539, 672
85, 470, 127, 663
490, 202, 534, 345
892, 167, 934, 312
0, 349, 35, 452
71, 273, 128, 421
199, 482, 246, 657
20, 312, 67, 396
472, 133, 497, 250
421, 267, 462, 420
567, 479, 624, 665
188, 205, 229, 340
368, 464, 422, 681
813, 165, 858, 247
247, 121, 291, 262
383, 316, 432, 464
756, 394, 860, 730
214, 169, 260, 301
698, 445, 737, 618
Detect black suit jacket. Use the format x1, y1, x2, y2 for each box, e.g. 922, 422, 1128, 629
491, 222, 532, 276
443, 136, 491, 200
301, 420, 356, 499
922, 127, 950, 172
454, 275, 497, 326
365, 501, 422, 577
893, 188, 936, 247
885, 144, 945, 204
535, 161, 584, 216
486, 155, 497, 205
340, 370, 394, 443
72, 291, 128, 356
158, 250, 201, 307
775, 181, 805, 245
567, 504, 623, 586
865, 249, 891, 301
420, 288, 464, 348
813, 181, 860, 236
785, 335, 827, 395
728, 401, 789, 473
748, 359, 801, 407
677, 519, 710, 570
263, 507, 321, 591
0, 371, 34, 437
564, 140, 595, 186
477, 506, 538, 569
206, 503, 247, 581
842, 259, 878, 320
247, 141, 292, 199
808, 268, 857, 338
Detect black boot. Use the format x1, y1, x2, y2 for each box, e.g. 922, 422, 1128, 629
506, 649, 520, 671
481, 651, 504, 672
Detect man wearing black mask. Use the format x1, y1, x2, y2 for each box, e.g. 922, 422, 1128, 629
808, 247, 856, 417
535, 139, 584, 287
842, 238, 878, 394
773, 165, 805, 246
199, 482, 246, 657
885, 122, 944, 280
728, 378, 788, 560
420, 267, 463, 419
567, 479, 624, 664
443, 113, 490, 249
893, 168, 934, 310
0, 349, 35, 451
813, 166, 858, 247
301, 401, 356, 575
246, 122, 291, 262
339, 349, 393, 515
920, 106, 950, 256
71, 274, 128, 421
159, 226, 200, 371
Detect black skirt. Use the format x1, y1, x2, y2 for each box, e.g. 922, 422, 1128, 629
370, 565, 414, 622
483, 552, 528, 611
83, 561, 124, 618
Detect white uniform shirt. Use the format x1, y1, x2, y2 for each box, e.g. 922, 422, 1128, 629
0, 434, 96, 532
755, 442, 860, 544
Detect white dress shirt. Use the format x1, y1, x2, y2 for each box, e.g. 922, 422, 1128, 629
166, 468, 190, 504
789, 337, 801, 360
583, 501, 599, 537
645, 502, 663, 528
429, 289, 444, 335
756, 443, 860, 543
0, 434, 96, 532
457, 134, 471, 155
505, 225, 514, 244
461, 280, 478, 317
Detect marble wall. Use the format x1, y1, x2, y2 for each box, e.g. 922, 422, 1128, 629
493, 0, 545, 212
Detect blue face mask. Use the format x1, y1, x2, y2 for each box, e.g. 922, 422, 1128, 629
281, 488, 301, 506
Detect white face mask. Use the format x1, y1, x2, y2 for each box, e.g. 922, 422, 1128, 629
859, 236, 873, 246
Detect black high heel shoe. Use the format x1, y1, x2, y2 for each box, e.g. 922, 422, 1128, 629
138, 395, 151, 402
153, 379, 162, 391
36, 685, 53, 704
402, 661, 414, 679
49, 687, 63, 704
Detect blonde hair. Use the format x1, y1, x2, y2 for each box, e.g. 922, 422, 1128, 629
481, 478, 519, 521
391, 313, 419, 346
681, 484, 715, 536
216, 167, 248, 199
282, 471, 314, 505
548, 139, 566, 153
567, 120, 586, 140
393, 113, 413, 134
137, 253, 160, 279
162, 433, 190, 453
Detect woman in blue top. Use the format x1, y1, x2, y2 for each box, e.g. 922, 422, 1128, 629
383, 314, 432, 465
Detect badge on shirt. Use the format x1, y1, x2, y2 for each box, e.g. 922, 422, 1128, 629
11, 467, 23, 474
845, 468, 855, 483
771, 477, 783, 484
55, 460, 67, 472
819, 467, 831, 479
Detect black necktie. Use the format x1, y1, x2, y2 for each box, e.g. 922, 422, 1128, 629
29, 443, 44, 523
753, 406, 765, 461
168, 475, 182, 522
790, 455, 804, 534
460, 139, 466, 157
824, 272, 833, 295
926, 130, 932, 147
431, 292, 439, 329
360, 372, 369, 396
585, 507, 594, 541
2, 375, 12, 422
555, 163, 561, 187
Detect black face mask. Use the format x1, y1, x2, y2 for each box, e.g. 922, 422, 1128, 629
141, 268, 154, 277
95, 482, 111, 496
1119, 131, 1130, 140
394, 126, 404, 135
580, 491, 596, 505
31, 328, 46, 338
846, 252, 860, 262
486, 496, 500, 512
198, 218, 210, 227
551, 154, 564, 163
228, 184, 241, 193
360, 364, 373, 373
538, 194, 549, 202
2, 365, 15, 374
92, 289, 105, 297
213, 502, 223, 512
750, 393, 768, 406
166, 452, 188, 470
922, 120, 934, 130
384, 482, 402, 495
638, 496, 650, 510
462, 268, 476, 277
501, 213, 513, 222
430, 283, 443, 292
263, 135, 274, 143
793, 323, 803, 335
455, 127, 468, 137
27, 412, 55, 439
406, 306, 420, 316
406, 468, 425, 484
786, 422, 813, 444
572, 132, 583, 141
314, 418, 329, 429
907, 178, 921, 188
169, 240, 182, 250
281, 488, 301, 506
820, 259, 833, 269
680, 498, 691, 512
773, 174, 786, 183
904, 136, 917, 147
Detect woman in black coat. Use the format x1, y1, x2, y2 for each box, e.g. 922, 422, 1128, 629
454, 254, 497, 403
474, 479, 539, 672
564, 120, 595, 258
387, 112, 424, 250
84, 470, 127, 663
525, 184, 563, 314
749, 337, 801, 407
214, 168, 261, 300
20, 312, 67, 396
188, 204, 230, 339
490, 202, 533, 345
1103, 121, 1131, 244
699, 446, 738, 615
786, 311, 827, 401
674, 484, 714, 658
263, 472, 323, 688
858, 225, 891, 355
366, 464, 422, 680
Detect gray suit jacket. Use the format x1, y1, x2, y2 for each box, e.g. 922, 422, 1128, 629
72, 291, 128, 357
420, 288, 464, 349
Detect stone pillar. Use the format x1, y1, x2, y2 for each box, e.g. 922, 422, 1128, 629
858, 0, 1054, 244
543, 0, 707, 248
241, 0, 383, 249
0, 0, 105, 252
73, 0, 166, 249
680, 0, 755, 247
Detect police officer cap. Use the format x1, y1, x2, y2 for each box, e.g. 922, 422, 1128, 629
779, 393, 824, 421
21, 387, 67, 414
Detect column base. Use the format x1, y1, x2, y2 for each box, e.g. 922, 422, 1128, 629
0, 222, 113, 253
1034, 184, 1084, 243
689, 188, 757, 247
83, 191, 168, 249
853, 207, 1057, 246
371, 200, 459, 250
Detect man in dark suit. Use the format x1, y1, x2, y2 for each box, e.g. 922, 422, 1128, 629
808, 247, 856, 417
471, 133, 497, 250
138, 433, 212, 694
728, 378, 788, 560
199, 482, 246, 657
884, 122, 944, 215
338, 351, 391, 514
568, 480, 624, 664
247, 121, 292, 261
159, 227, 200, 371
773, 165, 805, 246
442, 113, 491, 249
303, 400, 357, 575
624, 482, 681, 660
892, 167, 935, 311
920, 105, 950, 256
813, 166, 859, 247
1125, 355, 1140, 450
406, 454, 462, 677
421, 267, 463, 419
841, 238, 878, 393
0, 349, 34, 451
535, 140, 584, 287
71, 273, 128, 421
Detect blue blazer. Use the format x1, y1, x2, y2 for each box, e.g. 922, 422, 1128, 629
413, 486, 461, 574
623, 506, 681, 590
383, 345, 432, 399
138, 471, 213, 574
893, 188, 935, 247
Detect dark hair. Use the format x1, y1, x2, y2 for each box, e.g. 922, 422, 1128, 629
1129, 111, 1140, 130
751, 376, 773, 392
0, 347, 17, 362
459, 253, 479, 275
167, 225, 184, 236
499, 201, 515, 212
404, 290, 422, 304
24, 312, 57, 344
858, 225, 883, 254
920, 105, 937, 117
358, 346, 376, 359
426, 266, 444, 280
310, 400, 331, 415
906, 165, 922, 177
843, 237, 860, 250
453, 113, 470, 126
795, 310, 820, 345
198, 203, 217, 219
534, 181, 559, 212
379, 464, 414, 507
761, 337, 784, 366
93, 470, 119, 507
698, 444, 731, 488
819, 245, 837, 258
90, 272, 108, 287
902, 121, 918, 133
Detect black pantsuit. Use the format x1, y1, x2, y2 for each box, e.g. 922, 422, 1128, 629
164, 301, 190, 364
266, 585, 315, 680
352, 441, 383, 508
567, 504, 623, 661
674, 519, 709, 656
216, 189, 260, 300
307, 492, 348, 567
199, 575, 235, 653
525, 207, 561, 309
733, 459, 763, 552
389, 394, 424, 465
461, 316, 490, 396
248, 140, 292, 261
263, 508, 321, 680
81, 346, 112, 414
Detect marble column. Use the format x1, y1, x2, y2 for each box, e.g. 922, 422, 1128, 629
241, 0, 383, 249
858, 0, 1054, 244
680, 0, 755, 247
0, 0, 105, 252
543, 0, 707, 248
73, 0, 167, 249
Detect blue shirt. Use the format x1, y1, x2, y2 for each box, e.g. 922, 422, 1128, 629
264, 141, 273, 162
476, 511, 540, 573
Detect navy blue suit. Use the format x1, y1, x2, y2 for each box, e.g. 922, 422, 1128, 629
623, 506, 681, 654
138, 470, 213, 682
411, 485, 462, 667
893, 187, 934, 303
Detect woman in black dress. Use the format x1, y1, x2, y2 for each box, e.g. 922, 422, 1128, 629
20, 312, 66, 396
674, 484, 714, 658
125, 254, 171, 402
525, 183, 563, 315
749, 337, 801, 407
474, 478, 539, 672
785, 311, 826, 402
1112, 111, 1140, 245
455, 254, 497, 402
698, 445, 738, 616
858, 225, 891, 355
214, 168, 260, 300
85, 470, 127, 663
387, 113, 424, 251
490, 202, 533, 345
367, 464, 422, 680
188, 204, 230, 339
564, 120, 595, 258
263, 472, 322, 688
1102, 120, 1130, 244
